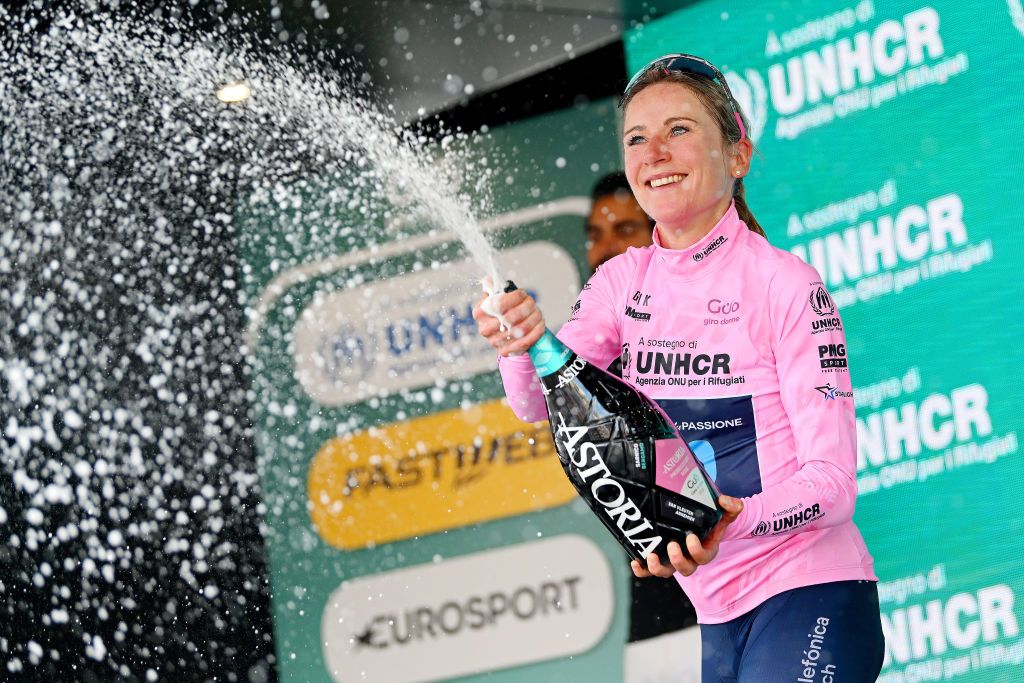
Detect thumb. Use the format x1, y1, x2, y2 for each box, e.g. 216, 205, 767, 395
718, 495, 743, 523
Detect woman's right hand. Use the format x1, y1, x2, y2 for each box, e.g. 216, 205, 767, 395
630, 495, 744, 578
472, 288, 546, 357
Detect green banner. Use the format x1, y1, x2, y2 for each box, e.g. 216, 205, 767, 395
238, 101, 648, 681
626, 1, 1024, 681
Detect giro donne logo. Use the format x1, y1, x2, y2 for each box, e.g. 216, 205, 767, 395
725, 68, 768, 144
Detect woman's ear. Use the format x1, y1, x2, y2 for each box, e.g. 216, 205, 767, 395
731, 137, 754, 175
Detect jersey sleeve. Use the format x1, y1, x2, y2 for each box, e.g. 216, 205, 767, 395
498, 256, 628, 423
722, 261, 859, 541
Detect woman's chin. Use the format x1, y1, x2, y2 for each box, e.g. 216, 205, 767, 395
649, 208, 692, 231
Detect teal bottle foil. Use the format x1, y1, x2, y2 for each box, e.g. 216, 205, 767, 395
527, 329, 573, 377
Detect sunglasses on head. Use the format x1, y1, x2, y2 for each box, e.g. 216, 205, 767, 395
622, 53, 747, 141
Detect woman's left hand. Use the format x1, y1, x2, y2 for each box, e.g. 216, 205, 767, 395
631, 495, 744, 579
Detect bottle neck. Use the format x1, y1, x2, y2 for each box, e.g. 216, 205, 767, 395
528, 329, 574, 377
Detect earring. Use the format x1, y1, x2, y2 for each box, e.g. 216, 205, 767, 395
735, 169, 742, 176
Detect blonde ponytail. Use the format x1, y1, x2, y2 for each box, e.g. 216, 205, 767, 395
733, 180, 765, 238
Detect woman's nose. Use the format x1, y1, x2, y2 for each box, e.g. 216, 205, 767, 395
642, 136, 670, 164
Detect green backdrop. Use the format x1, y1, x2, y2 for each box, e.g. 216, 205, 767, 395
626, 1, 1024, 681
239, 101, 641, 682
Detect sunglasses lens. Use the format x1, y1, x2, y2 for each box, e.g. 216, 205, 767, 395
622, 54, 745, 140
625, 54, 719, 98
664, 56, 716, 80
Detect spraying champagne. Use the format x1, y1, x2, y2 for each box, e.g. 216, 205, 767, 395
493, 281, 725, 565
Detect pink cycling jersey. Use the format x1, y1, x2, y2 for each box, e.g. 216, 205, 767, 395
498, 201, 876, 624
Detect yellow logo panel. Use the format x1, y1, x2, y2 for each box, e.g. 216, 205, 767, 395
308, 400, 575, 549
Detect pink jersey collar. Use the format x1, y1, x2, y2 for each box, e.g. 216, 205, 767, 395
650, 201, 748, 280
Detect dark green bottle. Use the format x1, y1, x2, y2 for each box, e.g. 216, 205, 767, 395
528, 327, 724, 565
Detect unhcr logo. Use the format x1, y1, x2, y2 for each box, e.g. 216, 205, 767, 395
809, 286, 836, 316
292, 242, 578, 407
692, 235, 727, 263
725, 69, 769, 144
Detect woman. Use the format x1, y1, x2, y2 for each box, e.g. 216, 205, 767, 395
474, 54, 884, 682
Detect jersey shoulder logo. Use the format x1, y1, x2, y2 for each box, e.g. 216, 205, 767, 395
809, 286, 835, 316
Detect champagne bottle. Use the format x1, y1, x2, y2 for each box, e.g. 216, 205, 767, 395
525, 311, 724, 566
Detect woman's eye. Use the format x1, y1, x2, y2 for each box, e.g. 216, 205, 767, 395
670, 125, 688, 136
626, 135, 645, 146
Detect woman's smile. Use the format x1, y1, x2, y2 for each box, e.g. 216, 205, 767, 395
648, 173, 687, 189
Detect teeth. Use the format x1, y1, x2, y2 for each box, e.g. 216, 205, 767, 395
650, 174, 684, 188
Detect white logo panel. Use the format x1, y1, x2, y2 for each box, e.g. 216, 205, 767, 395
321, 535, 614, 683
293, 241, 579, 406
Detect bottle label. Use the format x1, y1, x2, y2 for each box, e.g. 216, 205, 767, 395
655, 440, 717, 510
554, 414, 664, 559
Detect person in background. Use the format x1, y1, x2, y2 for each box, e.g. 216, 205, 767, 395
585, 172, 654, 274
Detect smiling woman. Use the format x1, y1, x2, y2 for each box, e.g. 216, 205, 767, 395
475, 52, 885, 683
619, 55, 765, 247
621, 82, 750, 247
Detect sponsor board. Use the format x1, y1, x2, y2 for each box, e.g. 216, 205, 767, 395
242, 94, 637, 682
855, 369, 1019, 497
727, 5, 972, 142
307, 399, 576, 549
627, 5, 1024, 683
790, 188, 994, 309
292, 241, 578, 407
320, 535, 614, 683
877, 567, 1023, 681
